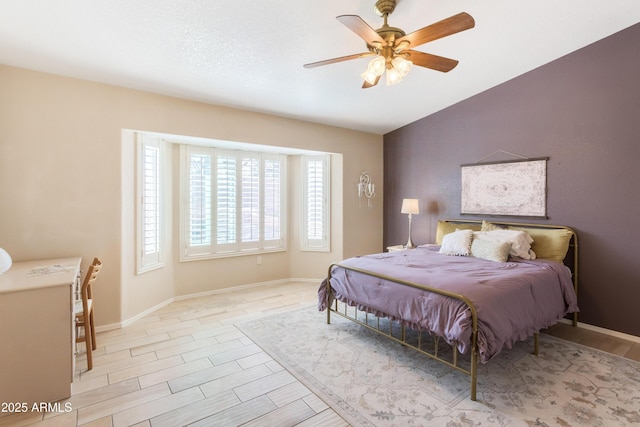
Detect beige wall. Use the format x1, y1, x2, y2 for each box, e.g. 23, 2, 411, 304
0, 65, 383, 327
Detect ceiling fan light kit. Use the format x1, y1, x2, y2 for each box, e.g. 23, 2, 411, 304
304, 0, 475, 89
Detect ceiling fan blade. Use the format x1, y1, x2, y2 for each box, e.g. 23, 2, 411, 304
362, 75, 381, 89
405, 50, 459, 73
303, 52, 372, 68
337, 15, 385, 46
396, 12, 475, 49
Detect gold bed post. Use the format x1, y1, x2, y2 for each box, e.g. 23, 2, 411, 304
470, 342, 477, 401
572, 230, 579, 327
326, 265, 332, 324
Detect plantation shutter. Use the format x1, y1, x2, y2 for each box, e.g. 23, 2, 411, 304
137, 134, 164, 273
302, 154, 330, 251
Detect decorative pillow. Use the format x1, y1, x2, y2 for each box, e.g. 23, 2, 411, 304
435, 221, 481, 245
481, 221, 574, 262
470, 238, 512, 262
439, 229, 473, 256
509, 227, 573, 262
473, 230, 535, 259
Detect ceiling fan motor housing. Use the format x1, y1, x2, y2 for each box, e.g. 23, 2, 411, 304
375, 0, 396, 16
372, 0, 405, 49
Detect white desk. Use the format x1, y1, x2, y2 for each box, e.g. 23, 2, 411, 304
0, 257, 81, 405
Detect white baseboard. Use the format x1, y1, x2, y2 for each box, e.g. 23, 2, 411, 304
95, 298, 175, 333
289, 277, 323, 284
559, 318, 640, 344
100, 277, 320, 331
94, 323, 123, 333
173, 278, 292, 301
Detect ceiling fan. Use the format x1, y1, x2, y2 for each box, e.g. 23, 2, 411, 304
303, 0, 475, 88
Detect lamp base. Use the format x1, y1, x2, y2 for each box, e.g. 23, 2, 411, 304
404, 212, 416, 249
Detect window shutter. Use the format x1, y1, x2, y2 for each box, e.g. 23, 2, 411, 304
180, 146, 287, 259
216, 153, 237, 249
302, 154, 330, 251
263, 154, 283, 247
188, 152, 212, 249
137, 134, 164, 273
240, 156, 260, 249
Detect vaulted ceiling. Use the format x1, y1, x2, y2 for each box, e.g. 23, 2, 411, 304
1, 1, 639, 134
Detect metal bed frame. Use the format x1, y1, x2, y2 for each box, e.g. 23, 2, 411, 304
324, 219, 579, 401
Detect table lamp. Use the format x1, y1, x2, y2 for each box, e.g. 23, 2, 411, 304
401, 199, 420, 248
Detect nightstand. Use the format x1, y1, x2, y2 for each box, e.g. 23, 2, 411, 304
386, 245, 406, 252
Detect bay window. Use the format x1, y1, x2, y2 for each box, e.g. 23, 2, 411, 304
180, 145, 286, 259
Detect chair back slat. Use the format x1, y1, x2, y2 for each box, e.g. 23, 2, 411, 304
81, 257, 102, 301
76, 257, 102, 371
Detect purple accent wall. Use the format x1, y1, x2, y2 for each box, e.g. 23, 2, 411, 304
384, 23, 640, 337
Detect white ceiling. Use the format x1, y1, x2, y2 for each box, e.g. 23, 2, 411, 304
1, 1, 639, 135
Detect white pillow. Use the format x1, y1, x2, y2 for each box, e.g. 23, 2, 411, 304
439, 229, 473, 256
470, 238, 512, 262
473, 230, 536, 259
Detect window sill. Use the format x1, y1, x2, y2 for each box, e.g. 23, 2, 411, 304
179, 248, 287, 263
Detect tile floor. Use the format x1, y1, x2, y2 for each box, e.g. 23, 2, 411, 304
1, 280, 638, 426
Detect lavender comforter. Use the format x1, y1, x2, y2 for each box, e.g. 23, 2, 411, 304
318, 245, 578, 363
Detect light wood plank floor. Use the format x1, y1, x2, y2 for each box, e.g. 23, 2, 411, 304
1, 281, 639, 427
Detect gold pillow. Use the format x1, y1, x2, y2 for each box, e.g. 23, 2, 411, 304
483, 221, 573, 263
435, 221, 482, 245
513, 227, 573, 262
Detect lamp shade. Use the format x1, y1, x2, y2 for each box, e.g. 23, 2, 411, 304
401, 198, 420, 215
0, 248, 12, 275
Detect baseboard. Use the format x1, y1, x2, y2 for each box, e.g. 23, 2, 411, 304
95, 323, 123, 333
173, 278, 292, 301
95, 298, 176, 333
289, 277, 323, 284
101, 278, 320, 331
559, 318, 640, 344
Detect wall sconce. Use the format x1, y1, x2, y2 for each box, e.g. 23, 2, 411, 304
358, 171, 375, 208
401, 198, 420, 248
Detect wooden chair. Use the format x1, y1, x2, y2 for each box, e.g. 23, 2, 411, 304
75, 257, 102, 370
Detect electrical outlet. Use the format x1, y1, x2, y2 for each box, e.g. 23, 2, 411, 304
257, 255, 262, 265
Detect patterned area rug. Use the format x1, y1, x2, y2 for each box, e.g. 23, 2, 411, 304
237, 306, 640, 427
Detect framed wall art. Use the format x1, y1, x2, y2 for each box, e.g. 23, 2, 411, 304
461, 157, 548, 218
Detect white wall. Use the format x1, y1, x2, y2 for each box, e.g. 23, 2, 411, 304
0, 64, 383, 327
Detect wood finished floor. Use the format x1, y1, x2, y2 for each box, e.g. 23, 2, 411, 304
2, 281, 639, 427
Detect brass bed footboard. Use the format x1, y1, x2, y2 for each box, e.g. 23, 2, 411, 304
325, 262, 543, 402
325, 262, 482, 401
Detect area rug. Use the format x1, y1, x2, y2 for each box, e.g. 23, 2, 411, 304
236, 306, 640, 427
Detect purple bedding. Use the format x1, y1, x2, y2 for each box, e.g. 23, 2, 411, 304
318, 245, 578, 363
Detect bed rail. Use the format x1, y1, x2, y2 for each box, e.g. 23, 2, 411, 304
326, 262, 482, 400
